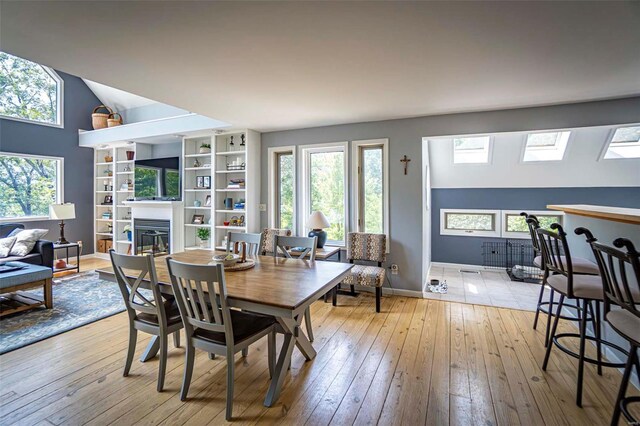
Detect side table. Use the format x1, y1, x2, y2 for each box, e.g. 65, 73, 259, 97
53, 242, 81, 274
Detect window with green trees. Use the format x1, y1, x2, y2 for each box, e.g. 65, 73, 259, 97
0, 153, 62, 219
0, 51, 63, 126
359, 146, 384, 234
276, 152, 294, 229
308, 148, 346, 244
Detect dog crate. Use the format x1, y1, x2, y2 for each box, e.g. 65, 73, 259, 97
482, 239, 542, 283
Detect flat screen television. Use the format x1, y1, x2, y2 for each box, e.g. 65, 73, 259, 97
134, 157, 181, 200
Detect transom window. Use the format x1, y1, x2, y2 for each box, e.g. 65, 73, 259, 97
440, 209, 501, 237
453, 136, 491, 164
522, 131, 570, 162
0, 153, 64, 221
603, 126, 640, 159
0, 51, 63, 127
502, 210, 563, 239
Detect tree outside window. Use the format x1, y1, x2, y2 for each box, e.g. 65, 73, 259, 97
309, 151, 345, 243
277, 153, 294, 229
0, 51, 62, 126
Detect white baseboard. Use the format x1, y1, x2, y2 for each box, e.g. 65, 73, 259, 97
430, 261, 485, 270
353, 285, 424, 299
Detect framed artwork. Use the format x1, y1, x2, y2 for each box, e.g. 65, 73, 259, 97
203, 176, 211, 188
192, 214, 205, 224
196, 175, 211, 189
204, 195, 212, 207
102, 195, 113, 205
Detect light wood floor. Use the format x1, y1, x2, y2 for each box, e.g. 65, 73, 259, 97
1, 258, 638, 425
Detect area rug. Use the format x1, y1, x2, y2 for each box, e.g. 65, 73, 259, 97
0, 271, 126, 355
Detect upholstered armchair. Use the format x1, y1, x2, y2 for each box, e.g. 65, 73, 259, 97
335, 232, 387, 312
260, 228, 292, 255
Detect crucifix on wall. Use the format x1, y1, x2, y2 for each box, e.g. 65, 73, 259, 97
400, 155, 411, 175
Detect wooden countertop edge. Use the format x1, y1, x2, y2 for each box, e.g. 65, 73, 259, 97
547, 205, 640, 225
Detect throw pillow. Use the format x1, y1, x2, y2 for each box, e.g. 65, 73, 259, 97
7, 227, 24, 237
0, 236, 17, 257
9, 229, 49, 257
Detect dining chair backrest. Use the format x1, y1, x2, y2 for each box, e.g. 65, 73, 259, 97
576, 228, 640, 318
536, 223, 576, 295
109, 249, 166, 322
522, 212, 542, 255
274, 235, 317, 261
165, 258, 234, 345
346, 232, 386, 265
260, 228, 292, 255
226, 232, 262, 256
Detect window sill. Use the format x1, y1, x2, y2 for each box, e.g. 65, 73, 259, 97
0, 216, 52, 223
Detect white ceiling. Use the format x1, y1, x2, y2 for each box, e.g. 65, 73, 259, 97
2, 2, 639, 132
82, 80, 158, 113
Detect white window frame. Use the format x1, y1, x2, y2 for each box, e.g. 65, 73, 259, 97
600, 125, 640, 160
440, 209, 501, 238
352, 138, 389, 247
452, 136, 493, 165
267, 146, 296, 230
0, 55, 64, 128
501, 210, 564, 239
299, 141, 349, 246
521, 131, 571, 163
0, 151, 64, 222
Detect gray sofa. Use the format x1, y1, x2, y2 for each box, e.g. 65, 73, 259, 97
0, 223, 54, 268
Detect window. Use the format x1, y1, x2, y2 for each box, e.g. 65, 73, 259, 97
353, 139, 389, 239
603, 126, 640, 159
0, 153, 63, 221
440, 209, 501, 237
522, 131, 570, 162
0, 51, 63, 127
300, 142, 348, 245
501, 210, 563, 239
268, 146, 296, 230
453, 136, 491, 164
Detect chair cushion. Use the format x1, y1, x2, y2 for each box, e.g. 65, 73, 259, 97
135, 297, 182, 326
607, 309, 640, 344
260, 228, 292, 255
534, 255, 599, 275
546, 274, 609, 300
347, 233, 386, 263
342, 264, 386, 287
193, 309, 276, 345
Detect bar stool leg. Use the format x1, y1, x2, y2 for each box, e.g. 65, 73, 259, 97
577, 298, 588, 407
533, 282, 545, 330
544, 289, 555, 348
543, 294, 565, 371
594, 301, 603, 376
612, 345, 637, 426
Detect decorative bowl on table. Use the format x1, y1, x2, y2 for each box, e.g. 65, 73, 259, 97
211, 253, 240, 267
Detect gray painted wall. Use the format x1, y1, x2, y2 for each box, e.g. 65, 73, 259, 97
0, 71, 101, 254
431, 187, 640, 266
261, 96, 640, 292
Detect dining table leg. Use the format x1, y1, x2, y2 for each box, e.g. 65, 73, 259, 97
264, 315, 317, 406
140, 335, 160, 362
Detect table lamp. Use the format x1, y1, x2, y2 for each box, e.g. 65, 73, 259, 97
307, 211, 330, 248
49, 203, 76, 245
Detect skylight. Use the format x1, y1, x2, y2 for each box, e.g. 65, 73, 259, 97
453, 136, 491, 164
522, 131, 570, 162
603, 126, 640, 159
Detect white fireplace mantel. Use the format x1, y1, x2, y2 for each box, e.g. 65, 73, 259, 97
124, 201, 184, 253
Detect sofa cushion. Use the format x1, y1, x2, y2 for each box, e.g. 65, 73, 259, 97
9, 229, 48, 257
0, 237, 17, 257
2, 253, 41, 263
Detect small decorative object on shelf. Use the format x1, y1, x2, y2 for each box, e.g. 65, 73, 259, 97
204, 195, 212, 207
234, 199, 245, 210
107, 112, 123, 128
226, 161, 246, 171
104, 167, 113, 177
240, 133, 246, 146
194, 199, 202, 207
103, 180, 110, 191
229, 135, 234, 148
119, 182, 129, 191
197, 227, 210, 248
107, 223, 113, 234
196, 176, 211, 189
123, 164, 132, 172
91, 105, 113, 130
102, 210, 113, 219
199, 143, 211, 154
224, 220, 230, 226
125, 150, 135, 160
123, 210, 131, 220
123, 224, 132, 242
224, 197, 233, 209
102, 195, 113, 205
229, 215, 245, 227
227, 178, 245, 189
193, 158, 201, 168
192, 214, 205, 224
104, 154, 113, 163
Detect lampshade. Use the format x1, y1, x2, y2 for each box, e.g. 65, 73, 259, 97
49, 203, 76, 220
307, 211, 330, 229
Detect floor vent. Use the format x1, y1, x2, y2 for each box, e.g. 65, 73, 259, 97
459, 269, 480, 274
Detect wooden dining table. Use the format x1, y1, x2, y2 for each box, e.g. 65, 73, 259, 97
96, 249, 353, 406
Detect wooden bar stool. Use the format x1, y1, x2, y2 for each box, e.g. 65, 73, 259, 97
523, 213, 599, 347
577, 228, 640, 425
539, 224, 629, 407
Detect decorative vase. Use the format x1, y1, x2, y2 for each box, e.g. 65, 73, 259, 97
126, 230, 132, 241
194, 200, 202, 207
309, 229, 328, 248
126, 151, 135, 160
199, 238, 208, 248
199, 147, 211, 154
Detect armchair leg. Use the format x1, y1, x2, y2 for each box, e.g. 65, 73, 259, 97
375, 287, 381, 313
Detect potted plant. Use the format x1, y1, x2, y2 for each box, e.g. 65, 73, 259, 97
199, 143, 211, 154
197, 227, 210, 247
123, 224, 132, 241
